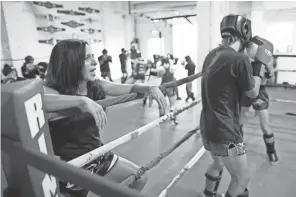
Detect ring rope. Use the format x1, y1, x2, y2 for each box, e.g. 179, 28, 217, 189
266, 83, 296, 89
121, 126, 200, 187
271, 98, 296, 104
158, 146, 206, 197
68, 99, 201, 167
162, 72, 202, 88
2, 137, 147, 197
48, 72, 203, 120
275, 69, 296, 72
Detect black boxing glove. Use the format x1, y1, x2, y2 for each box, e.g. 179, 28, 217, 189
264, 72, 273, 79
252, 61, 265, 78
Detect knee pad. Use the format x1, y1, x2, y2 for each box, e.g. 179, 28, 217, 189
204, 170, 223, 196
225, 188, 249, 197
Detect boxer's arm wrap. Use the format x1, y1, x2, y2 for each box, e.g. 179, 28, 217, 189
252, 62, 265, 78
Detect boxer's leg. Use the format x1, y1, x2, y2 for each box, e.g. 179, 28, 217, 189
253, 88, 279, 165
188, 82, 195, 101
223, 143, 250, 197
256, 110, 279, 165
107, 72, 113, 82
185, 83, 191, 102
175, 87, 181, 100
203, 154, 224, 197
168, 90, 178, 125
200, 139, 225, 197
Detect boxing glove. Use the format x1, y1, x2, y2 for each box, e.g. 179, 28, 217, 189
246, 36, 274, 66
252, 61, 265, 78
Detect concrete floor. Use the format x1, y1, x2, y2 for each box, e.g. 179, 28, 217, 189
99, 76, 296, 197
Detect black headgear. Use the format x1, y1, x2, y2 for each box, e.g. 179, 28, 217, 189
24, 55, 34, 63
220, 15, 252, 43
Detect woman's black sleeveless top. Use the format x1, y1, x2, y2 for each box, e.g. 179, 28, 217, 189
48, 82, 106, 161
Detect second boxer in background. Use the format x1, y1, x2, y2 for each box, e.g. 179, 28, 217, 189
98, 49, 113, 82
241, 36, 279, 165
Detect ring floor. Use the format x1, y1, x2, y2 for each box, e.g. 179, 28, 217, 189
92, 79, 296, 197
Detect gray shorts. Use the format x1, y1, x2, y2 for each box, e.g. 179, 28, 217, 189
202, 137, 247, 157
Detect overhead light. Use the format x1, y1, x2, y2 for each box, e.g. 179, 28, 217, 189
174, 11, 180, 15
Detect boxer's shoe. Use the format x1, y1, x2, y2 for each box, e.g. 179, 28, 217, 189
142, 99, 147, 107
267, 152, 279, 166
185, 97, 190, 102
176, 97, 182, 100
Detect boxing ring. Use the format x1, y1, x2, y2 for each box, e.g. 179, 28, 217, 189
2, 57, 296, 197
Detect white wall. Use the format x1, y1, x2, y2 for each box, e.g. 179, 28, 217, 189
250, 2, 296, 84
1, 1, 134, 80
171, 17, 197, 63
135, 17, 173, 60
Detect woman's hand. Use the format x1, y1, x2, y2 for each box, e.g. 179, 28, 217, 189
147, 86, 168, 116
80, 97, 107, 130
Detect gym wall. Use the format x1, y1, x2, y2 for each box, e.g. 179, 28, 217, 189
1, 1, 134, 80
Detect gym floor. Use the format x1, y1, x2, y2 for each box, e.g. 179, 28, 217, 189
96, 75, 296, 197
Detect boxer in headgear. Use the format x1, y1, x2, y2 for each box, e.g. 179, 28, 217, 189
241, 36, 279, 165
198, 15, 264, 197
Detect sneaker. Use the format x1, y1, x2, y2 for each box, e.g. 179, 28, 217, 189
177, 97, 182, 100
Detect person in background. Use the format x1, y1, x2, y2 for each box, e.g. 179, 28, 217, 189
119, 48, 128, 84
130, 53, 147, 85
2, 64, 25, 84
184, 55, 196, 102
149, 58, 179, 125
37, 62, 48, 80
172, 56, 182, 100
21, 55, 39, 79
98, 49, 113, 81
130, 43, 141, 73
146, 60, 155, 81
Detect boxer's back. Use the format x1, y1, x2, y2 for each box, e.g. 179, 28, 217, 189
200, 46, 253, 144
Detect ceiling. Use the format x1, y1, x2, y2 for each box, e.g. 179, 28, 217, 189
130, 1, 197, 20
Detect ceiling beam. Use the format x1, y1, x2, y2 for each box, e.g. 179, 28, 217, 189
131, 1, 196, 13
151, 14, 197, 21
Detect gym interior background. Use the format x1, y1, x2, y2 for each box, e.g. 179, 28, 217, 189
1, 1, 296, 85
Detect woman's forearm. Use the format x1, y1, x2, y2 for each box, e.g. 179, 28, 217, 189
98, 79, 152, 96
44, 94, 85, 112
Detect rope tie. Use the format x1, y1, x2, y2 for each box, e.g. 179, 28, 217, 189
121, 127, 199, 187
